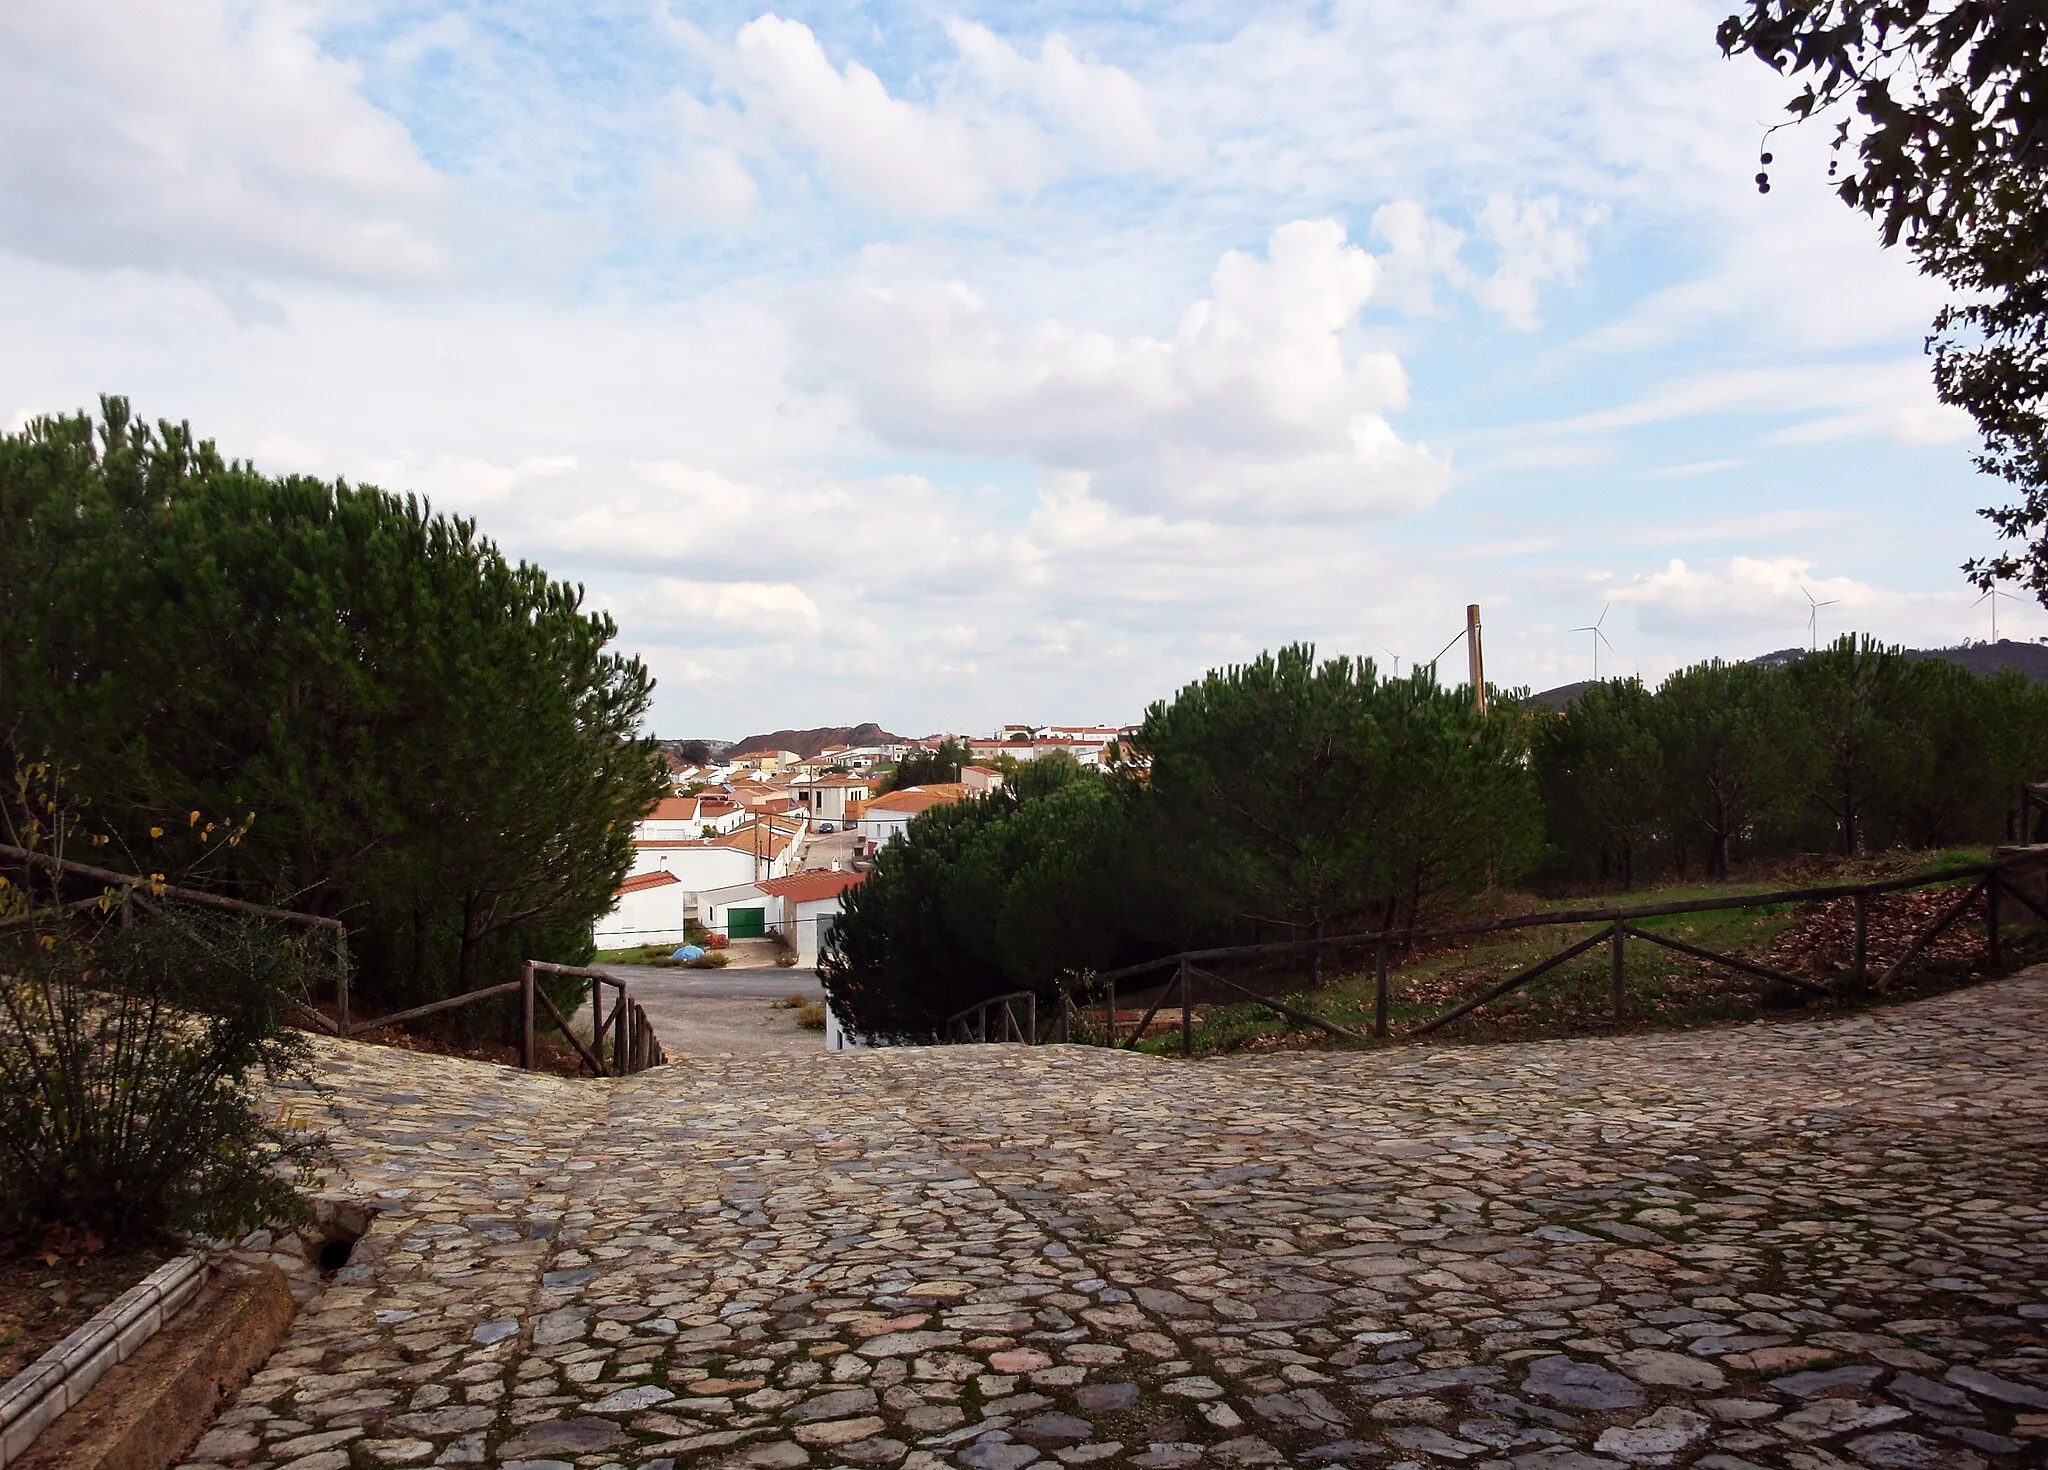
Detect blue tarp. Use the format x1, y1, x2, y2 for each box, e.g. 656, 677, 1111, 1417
671, 944, 705, 960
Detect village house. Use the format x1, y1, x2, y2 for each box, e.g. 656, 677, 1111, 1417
594, 869, 693, 948
968, 736, 1116, 767
637, 794, 745, 839
698, 867, 864, 961
960, 764, 1005, 796
729, 748, 804, 775
593, 811, 807, 948
789, 772, 873, 823
850, 782, 966, 847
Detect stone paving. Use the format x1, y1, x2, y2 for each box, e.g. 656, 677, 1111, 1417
179, 969, 2048, 1470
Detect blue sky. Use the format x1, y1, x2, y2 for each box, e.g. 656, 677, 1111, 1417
3, 0, 2037, 736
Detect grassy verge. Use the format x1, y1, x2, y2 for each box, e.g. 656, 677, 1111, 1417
1123, 851, 2039, 1056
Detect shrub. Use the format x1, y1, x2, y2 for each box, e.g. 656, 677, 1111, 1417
0, 901, 325, 1244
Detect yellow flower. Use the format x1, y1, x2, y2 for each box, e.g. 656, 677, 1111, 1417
188, 810, 201, 826
149, 826, 163, 839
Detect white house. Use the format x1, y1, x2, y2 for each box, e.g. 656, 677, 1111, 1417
637, 794, 745, 841
699, 868, 865, 961
789, 774, 872, 822
623, 816, 807, 921
699, 880, 773, 941
592, 869, 692, 949
851, 783, 966, 847
759, 869, 865, 964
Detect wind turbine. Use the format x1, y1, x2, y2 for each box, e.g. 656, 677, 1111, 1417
1570, 604, 1615, 680
1801, 585, 1841, 652
1382, 647, 1403, 678
1974, 585, 2009, 643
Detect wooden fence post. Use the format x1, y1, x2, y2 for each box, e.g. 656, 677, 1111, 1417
614, 984, 628, 1072
335, 929, 351, 1036
1852, 893, 1869, 986
519, 962, 536, 1071
1180, 961, 1193, 1056
1027, 991, 1038, 1045
1987, 880, 2002, 971
1373, 940, 1389, 1039
1105, 980, 1116, 1047
1609, 920, 1626, 1020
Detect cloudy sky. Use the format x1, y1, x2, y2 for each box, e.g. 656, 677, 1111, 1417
4, 1, 2039, 737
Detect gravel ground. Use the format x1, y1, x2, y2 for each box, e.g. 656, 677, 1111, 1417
602, 965, 826, 1058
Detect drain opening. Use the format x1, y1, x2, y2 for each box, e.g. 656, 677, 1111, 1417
317, 1236, 356, 1273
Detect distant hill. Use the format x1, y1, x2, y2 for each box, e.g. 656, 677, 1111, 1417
1524, 680, 1597, 712
1530, 639, 2048, 709
725, 723, 908, 760
1911, 639, 2048, 679
658, 737, 734, 766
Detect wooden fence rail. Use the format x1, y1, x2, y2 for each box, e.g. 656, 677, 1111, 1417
0, 845, 666, 1075
942, 846, 2048, 1053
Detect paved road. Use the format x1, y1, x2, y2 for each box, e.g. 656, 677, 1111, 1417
185, 970, 2048, 1470
601, 963, 826, 1057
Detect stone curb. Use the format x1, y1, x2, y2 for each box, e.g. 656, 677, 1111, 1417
0, 1254, 206, 1468
11, 1265, 296, 1470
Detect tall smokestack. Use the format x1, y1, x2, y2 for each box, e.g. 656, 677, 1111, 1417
1466, 604, 1487, 713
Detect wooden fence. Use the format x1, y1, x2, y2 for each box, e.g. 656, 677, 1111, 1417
945, 845, 2048, 1054
0, 844, 664, 1076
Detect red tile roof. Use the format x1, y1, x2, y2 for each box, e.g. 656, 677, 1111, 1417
617, 870, 680, 895
862, 782, 966, 815
757, 870, 866, 903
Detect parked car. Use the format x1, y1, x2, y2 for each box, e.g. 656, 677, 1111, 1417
818, 822, 836, 833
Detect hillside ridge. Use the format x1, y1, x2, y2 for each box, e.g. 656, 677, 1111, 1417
1529, 638, 2048, 709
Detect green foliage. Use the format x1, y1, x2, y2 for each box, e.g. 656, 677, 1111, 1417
1652, 659, 1812, 879
1788, 635, 1920, 854
1539, 636, 2048, 883
1719, 3, 2048, 597
0, 901, 324, 1243
1535, 679, 1666, 886
0, 399, 666, 1016
823, 795, 1015, 1038
823, 644, 1544, 1034
1139, 645, 1542, 942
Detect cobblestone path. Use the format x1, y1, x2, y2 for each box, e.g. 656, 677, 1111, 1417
182, 970, 2048, 1470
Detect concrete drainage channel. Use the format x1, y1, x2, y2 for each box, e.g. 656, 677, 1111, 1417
0, 1199, 372, 1470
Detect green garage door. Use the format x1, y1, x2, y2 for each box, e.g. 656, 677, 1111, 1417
728, 906, 766, 939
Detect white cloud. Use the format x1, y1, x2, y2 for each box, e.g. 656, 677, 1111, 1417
945, 21, 1169, 171
648, 145, 761, 227
0, 0, 447, 283
1536, 360, 1974, 447
1, 1, 2021, 735
1470, 194, 1591, 331
1370, 200, 1467, 316
1367, 195, 1588, 328
670, 13, 1051, 218
1648, 458, 1746, 480
1608, 555, 1873, 639
812, 219, 1448, 518
638, 577, 823, 635
363, 454, 579, 508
